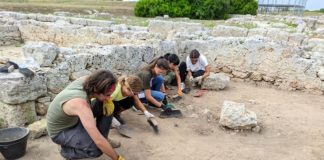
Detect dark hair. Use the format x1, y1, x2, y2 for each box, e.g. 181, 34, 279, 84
145, 57, 170, 70
83, 69, 117, 96
189, 49, 200, 59
164, 53, 180, 65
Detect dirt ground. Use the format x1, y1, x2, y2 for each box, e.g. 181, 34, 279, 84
1, 81, 324, 160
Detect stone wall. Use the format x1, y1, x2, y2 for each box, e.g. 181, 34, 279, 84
178, 37, 323, 94
0, 11, 153, 47
0, 23, 21, 46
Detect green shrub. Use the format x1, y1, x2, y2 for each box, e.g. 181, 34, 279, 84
134, 0, 191, 18
229, 0, 258, 15
320, 8, 324, 13
189, 0, 230, 19
134, 0, 257, 19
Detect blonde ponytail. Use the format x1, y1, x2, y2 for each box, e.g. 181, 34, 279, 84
118, 75, 143, 93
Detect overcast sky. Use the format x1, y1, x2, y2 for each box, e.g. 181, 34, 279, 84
305, 0, 324, 10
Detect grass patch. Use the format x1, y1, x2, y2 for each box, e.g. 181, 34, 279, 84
304, 10, 324, 16
283, 22, 297, 28
230, 23, 257, 29
0, 1, 136, 15
193, 20, 223, 28
0, 0, 242, 28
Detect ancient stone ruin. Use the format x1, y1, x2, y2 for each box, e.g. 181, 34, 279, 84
0, 11, 323, 129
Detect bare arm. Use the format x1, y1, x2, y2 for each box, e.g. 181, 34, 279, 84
174, 68, 182, 90
160, 83, 166, 93
133, 95, 147, 112
63, 98, 119, 160
202, 65, 210, 79
188, 70, 193, 78
144, 89, 163, 107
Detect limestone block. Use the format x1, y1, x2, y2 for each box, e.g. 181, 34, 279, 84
250, 72, 263, 81
42, 67, 70, 94
0, 117, 7, 129
70, 70, 92, 80
232, 70, 250, 79
247, 28, 268, 37
306, 38, 324, 52
222, 66, 232, 73
266, 28, 289, 42
0, 25, 21, 46
201, 73, 230, 90
212, 25, 248, 37
315, 28, 324, 38
288, 33, 306, 46
219, 101, 257, 129
27, 119, 47, 139
85, 19, 113, 27
318, 67, 324, 81
36, 96, 51, 116
0, 101, 37, 127
23, 41, 59, 67
64, 53, 93, 72
69, 17, 88, 26
59, 47, 77, 55
0, 71, 47, 104
36, 14, 58, 22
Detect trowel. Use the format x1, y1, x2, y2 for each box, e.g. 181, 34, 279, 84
147, 117, 159, 134
116, 124, 133, 138
159, 109, 183, 119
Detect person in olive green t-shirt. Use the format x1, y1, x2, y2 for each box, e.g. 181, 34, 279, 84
46, 70, 125, 160
136, 57, 171, 110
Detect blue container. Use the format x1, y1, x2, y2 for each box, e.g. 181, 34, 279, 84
0, 127, 29, 160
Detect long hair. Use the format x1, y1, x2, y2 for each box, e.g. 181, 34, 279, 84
144, 56, 170, 70
118, 75, 143, 93
83, 69, 117, 96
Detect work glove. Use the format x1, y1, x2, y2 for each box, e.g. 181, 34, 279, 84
177, 88, 183, 96
161, 104, 172, 111
117, 155, 125, 160
195, 76, 203, 85
144, 110, 155, 119
103, 99, 115, 116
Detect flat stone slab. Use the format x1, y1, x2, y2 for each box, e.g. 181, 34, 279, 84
0, 71, 47, 104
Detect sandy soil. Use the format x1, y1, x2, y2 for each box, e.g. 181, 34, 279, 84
1, 81, 324, 160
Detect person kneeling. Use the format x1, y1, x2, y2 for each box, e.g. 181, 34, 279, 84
107, 75, 155, 125
46, 70, 124, 160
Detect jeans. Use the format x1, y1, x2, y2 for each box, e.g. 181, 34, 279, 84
140, 75, 165, 105
52, 100, 112, 159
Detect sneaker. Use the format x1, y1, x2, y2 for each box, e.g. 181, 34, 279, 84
114, 114, 125, 125
182, 88, 191, 94
111, 117, 121, 128
107, 138, 121, 148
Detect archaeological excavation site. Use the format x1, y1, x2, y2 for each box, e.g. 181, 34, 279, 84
0, 1, 323, 159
